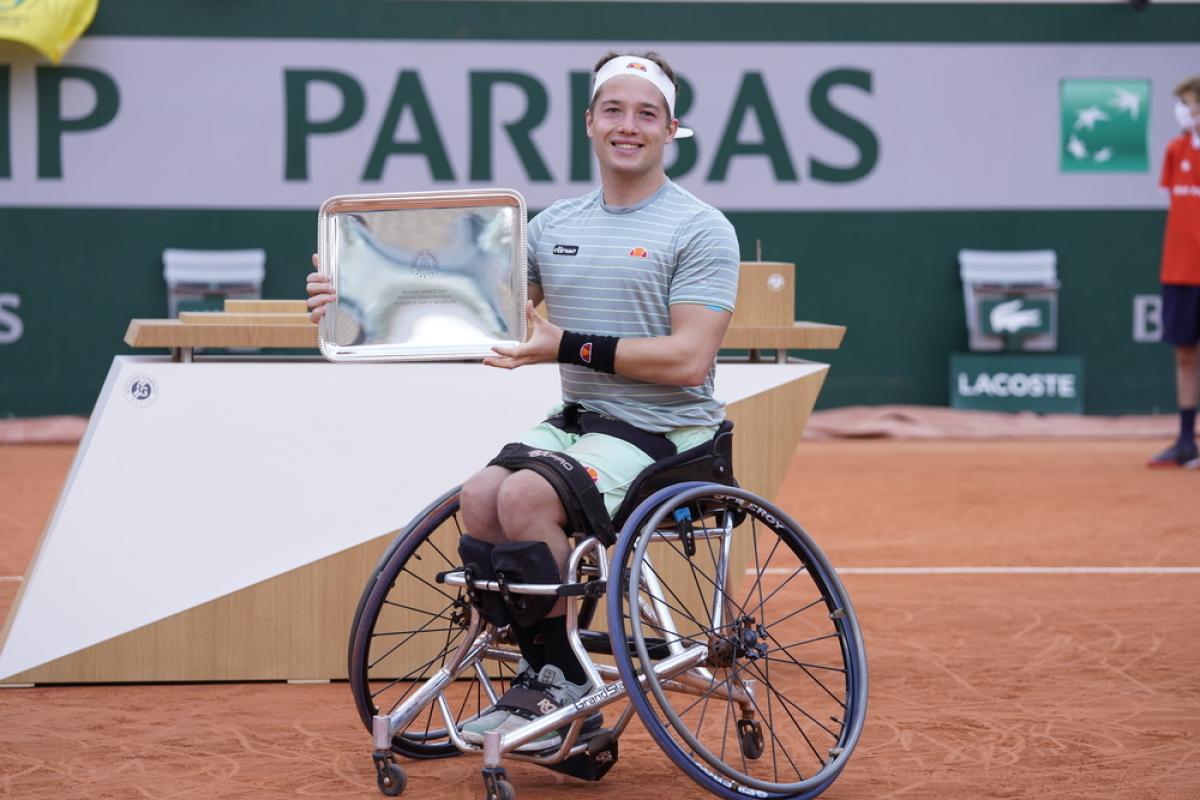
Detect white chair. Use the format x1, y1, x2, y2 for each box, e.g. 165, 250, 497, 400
163, 248, 266, 318
958, 249, 1059, 352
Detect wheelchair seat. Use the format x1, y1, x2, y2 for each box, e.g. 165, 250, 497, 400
610, 419, 737, 531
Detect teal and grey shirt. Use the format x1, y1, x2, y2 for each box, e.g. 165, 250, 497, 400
528, 180, 740, 433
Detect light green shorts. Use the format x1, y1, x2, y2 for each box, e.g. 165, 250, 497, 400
520, 407, 717, 517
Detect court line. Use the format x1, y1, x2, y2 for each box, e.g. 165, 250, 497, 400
752, 566, 1200, 575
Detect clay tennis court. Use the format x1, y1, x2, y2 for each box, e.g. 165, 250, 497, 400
2, 431, 1198, 799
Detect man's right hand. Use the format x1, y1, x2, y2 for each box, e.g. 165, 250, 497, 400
305, 253, 335, 323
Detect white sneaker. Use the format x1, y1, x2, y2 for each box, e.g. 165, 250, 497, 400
462, 664, 601, 752
461, 660, 537, 744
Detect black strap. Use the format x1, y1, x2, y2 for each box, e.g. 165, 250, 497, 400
488, 443, 617, 545
546, 404, 676, 461
493, 684, 561, 719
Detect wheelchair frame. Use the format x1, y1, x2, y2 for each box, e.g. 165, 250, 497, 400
350, 481, 868, 800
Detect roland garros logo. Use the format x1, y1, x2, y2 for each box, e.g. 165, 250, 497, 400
124, 374, 159, 407
411, 249, 439, 279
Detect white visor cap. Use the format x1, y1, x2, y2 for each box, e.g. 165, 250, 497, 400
590, 55, 694, 139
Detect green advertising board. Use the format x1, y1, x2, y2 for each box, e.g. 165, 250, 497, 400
950, 353, 1085, 414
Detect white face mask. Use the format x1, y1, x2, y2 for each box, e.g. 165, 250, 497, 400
1176, 99, 1198, 130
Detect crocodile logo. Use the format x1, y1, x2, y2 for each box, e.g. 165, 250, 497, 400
989, 299, 1043, 334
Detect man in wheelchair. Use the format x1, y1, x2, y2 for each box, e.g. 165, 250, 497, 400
309, 50, 740, 754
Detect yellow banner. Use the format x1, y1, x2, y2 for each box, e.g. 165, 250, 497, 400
0, 0, 98, 64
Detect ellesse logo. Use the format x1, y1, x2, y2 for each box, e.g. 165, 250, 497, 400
628, 246, 649, 258
579, 342, 593, 363
553, 244, 579, 256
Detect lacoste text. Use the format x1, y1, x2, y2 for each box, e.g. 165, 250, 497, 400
957, 372, 1076, 399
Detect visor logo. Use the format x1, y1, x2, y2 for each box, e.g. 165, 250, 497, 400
626, 62, 648, 72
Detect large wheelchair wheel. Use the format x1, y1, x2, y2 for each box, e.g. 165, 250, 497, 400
607, 483, 867, 800
348, 487, 522, 759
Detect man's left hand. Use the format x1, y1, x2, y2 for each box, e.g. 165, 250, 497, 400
484, 301, 562, 370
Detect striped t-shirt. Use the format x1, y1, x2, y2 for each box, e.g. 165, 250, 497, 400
528, 180, 740, 433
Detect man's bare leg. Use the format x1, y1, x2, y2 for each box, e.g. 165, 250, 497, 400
494, 470, 589, 685
495, 470, 570, 618
1175, 345, 1199, 409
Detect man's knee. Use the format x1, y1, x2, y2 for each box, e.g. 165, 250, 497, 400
1176, 345, 1200, 369
461, 466, 510, 542
495, 469, 567, 537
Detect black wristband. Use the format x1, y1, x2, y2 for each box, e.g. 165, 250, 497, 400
558, 330, 618, 374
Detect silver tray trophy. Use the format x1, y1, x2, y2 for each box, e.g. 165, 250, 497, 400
317, 189, 528, 362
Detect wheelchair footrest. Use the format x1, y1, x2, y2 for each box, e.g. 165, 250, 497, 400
578, 630, 672, 660
541, 729, 618, 782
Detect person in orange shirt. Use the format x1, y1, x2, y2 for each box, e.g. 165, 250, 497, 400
1148, 76, 1200, 468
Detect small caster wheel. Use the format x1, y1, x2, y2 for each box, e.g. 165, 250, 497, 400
488, 778, 516, 800
373, 750, 407, 797
377, 762, 406, 796
482, 767, 515, 800
738, 719, 764, 760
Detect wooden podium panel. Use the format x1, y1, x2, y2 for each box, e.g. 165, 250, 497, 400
731, 262, 796, 328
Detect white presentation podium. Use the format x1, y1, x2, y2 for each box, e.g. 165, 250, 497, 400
1, 356, 830, 684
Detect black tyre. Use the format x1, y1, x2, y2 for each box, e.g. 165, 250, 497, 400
377, 761, 406, 796
489, 778, 516, 800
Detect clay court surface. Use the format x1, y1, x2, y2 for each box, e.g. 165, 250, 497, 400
2, 436, 1198, 799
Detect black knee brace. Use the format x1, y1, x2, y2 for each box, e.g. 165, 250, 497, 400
491, 541, 561, 627
488, 442, 616, 545
457, 534, 511, 627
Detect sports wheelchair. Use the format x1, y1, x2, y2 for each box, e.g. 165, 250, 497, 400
347, 421, 867, 800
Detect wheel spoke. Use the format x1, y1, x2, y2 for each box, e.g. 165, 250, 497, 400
771, 632, 842, 650
421, 533, 462, 572
727, 659, 807, 782
758, 654, 847, 673
636, 557, 739, 640
745, 563, 811, 625
372, 625, 460, 637
368, 599, 459, 669
659, 524, 753, 623
749, 520, 783, 784
761, 596, 826, 633
740, 528, 785, 611
762, 633, 849, 707
746, 659, 841, 742
381, 599, 458, 622
400, 565, 460, 606
371, 629, 466, 713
